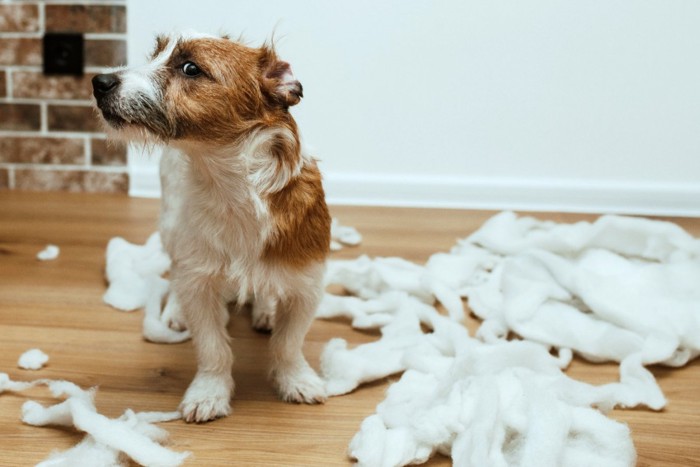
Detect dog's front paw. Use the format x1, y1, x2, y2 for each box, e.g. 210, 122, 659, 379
180, 373, 233, 423
274, 365, 327, 404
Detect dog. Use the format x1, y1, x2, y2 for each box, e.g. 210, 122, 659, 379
92, 32, 331, 423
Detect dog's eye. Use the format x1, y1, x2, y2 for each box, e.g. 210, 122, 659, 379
181, 62, 201, 77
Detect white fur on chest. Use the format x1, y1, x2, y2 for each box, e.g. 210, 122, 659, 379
159, 145, 273, 298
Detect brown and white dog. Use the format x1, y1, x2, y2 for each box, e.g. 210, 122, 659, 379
92, 32, 330, 422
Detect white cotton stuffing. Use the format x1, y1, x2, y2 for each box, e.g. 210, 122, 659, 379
318, 291, 641, 466
37, 245, 60, 261
103, 232, 189, 344
330, 218, 363, 251
318, 212, 700, 466
103, 232, 171, 312
18, 348, 49, 370
0, 372, 188, 467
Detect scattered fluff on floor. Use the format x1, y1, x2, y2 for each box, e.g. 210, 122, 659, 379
37, 245, 60, 261
0, 373, 189, 466
319, 212, 700, 466
18, 348, 49, 370
101, 212, 700, 466
331, 218, 363, 251
103, 232, 190, 344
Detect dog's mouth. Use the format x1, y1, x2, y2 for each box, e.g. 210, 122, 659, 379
97, 107, 127, 127
93, 90, 175, 140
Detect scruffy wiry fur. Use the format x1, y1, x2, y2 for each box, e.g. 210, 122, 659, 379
93, 32, 330, 422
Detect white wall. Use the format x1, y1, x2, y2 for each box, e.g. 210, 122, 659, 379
127, 1, 700, 215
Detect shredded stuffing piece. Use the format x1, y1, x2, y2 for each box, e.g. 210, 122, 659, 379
331, 218, 363, 251
18, 348, 49, 370
37, 245, 60, 261
103, 232, 189, 344
0, 373, 188, 467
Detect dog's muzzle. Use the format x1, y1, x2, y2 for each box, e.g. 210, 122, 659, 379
92, 73, 125, 125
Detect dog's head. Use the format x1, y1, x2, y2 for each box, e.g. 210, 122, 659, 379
92, 32, 302, 144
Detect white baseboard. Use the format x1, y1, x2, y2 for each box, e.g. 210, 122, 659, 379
323, 173, 700, 217
128, 165, 161, 198
129, 167, 700, 217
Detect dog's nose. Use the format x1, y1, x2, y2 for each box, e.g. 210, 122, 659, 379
92, 73, 120, 96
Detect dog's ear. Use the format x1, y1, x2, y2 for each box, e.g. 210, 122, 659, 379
259, 47, 303, 108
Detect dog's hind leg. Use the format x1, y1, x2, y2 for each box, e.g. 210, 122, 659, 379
176, 273, 234, 423
268, 268, 327, 404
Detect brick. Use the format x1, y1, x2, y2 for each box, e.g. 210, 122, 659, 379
0, 4, 40, 33
85, 40, 127, 68
48, 105, 102, 132
46, 5, 126, 33
0, 71, 5, 98
0, 38, 42, 66
83, 170, 128, 193
12, 72, 95, 100
91, 138, 126, 166
0, 137, 85, 164
15, 168, 128, 193
0, 168, 8, 189
0, 103, 41, 131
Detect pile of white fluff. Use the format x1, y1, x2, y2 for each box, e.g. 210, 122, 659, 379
318, 212, 700, 466
0, 372, 188, 466
101, 212, 700, 466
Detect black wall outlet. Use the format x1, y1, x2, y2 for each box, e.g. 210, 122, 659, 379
43, 33, 84, 76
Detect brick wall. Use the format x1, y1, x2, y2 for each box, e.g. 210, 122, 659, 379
0, 1, 128, 193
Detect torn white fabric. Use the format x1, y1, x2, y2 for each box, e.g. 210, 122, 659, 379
319, 212, 700, 466
37, 245, 60, 261
331, 218, 363, 251
18, 348, 49, 370
0, 372, 188, 467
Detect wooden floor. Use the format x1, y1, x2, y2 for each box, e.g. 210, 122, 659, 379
0, 191, 699, 466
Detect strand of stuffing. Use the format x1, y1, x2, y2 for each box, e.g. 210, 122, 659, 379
0, 372, 189, 466
101, 213, 700, 466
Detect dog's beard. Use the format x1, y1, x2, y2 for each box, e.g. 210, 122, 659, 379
96, 92, 174, 145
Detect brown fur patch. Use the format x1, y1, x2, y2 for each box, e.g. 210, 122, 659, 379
151, 35, 170, 59
263, 160, 331, 269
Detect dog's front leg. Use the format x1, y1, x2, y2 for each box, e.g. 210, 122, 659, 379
175, 272, 234, 423
269, 281, 327, 404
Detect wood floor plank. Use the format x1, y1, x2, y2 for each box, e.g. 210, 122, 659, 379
1, 191, 699, 466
